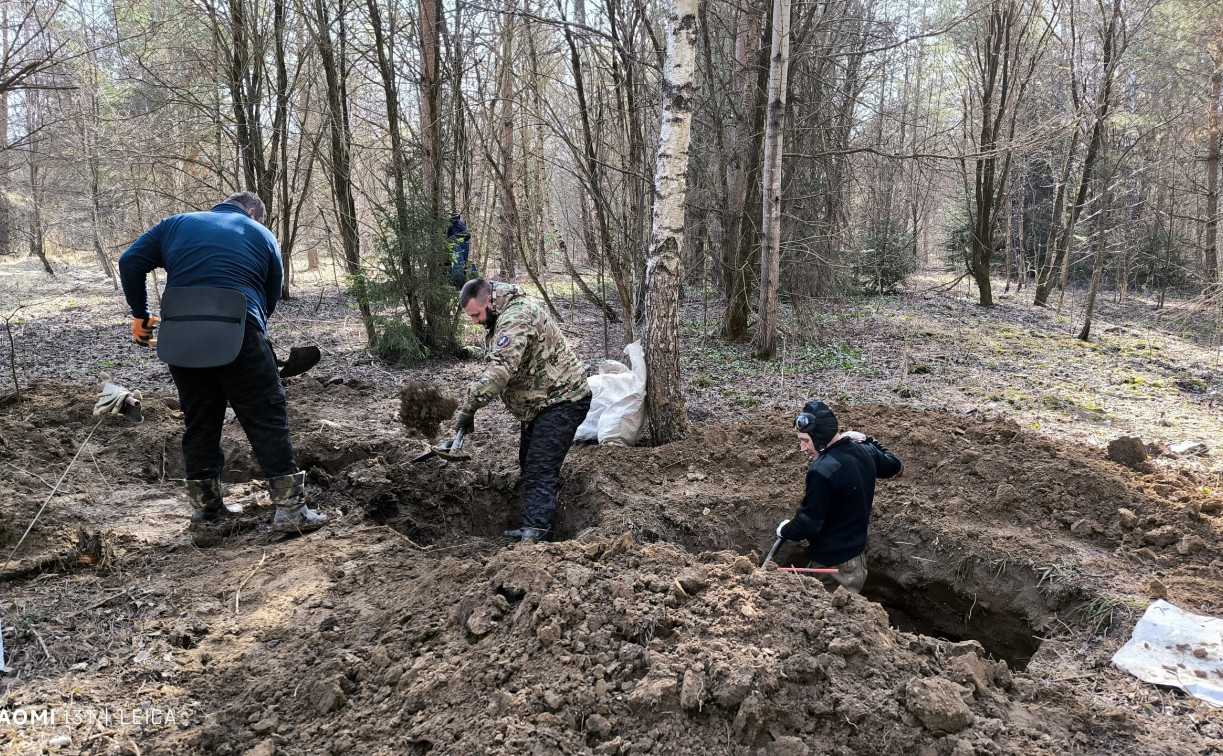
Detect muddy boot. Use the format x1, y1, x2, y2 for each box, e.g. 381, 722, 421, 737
269, 471, 328, 533
186, 477, 242, 528
504, 527, 549, 543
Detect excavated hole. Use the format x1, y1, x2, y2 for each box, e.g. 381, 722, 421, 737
355, 464, 1064, 672
360, 471, 603, 546
768, 537, 1049, 670
860, 563, 1043, 670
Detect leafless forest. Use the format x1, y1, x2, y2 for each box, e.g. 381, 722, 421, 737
2, 0, 1222, 437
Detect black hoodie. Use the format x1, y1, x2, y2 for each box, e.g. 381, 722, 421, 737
779, 435, 903, 565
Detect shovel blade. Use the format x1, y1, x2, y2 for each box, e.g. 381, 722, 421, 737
279, 346, 321, 378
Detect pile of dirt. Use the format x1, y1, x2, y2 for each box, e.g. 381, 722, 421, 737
397, 382, 460, 439
3, 384, 1223, 754
5, 532, 1111, 755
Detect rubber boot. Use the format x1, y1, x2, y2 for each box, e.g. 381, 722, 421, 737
186, 477, 242, 528
269, 471, 328, 533
503, 527, 549, 544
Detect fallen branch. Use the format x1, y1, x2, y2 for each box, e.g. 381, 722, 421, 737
234, 550, 267, 614
559, 236, 620, 323
1, 529, 111, 582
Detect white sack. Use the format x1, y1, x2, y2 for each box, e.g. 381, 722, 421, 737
575, 341, 647, 446
1112, 599, 1223, 707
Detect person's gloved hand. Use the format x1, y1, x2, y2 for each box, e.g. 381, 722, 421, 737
776, 519, 791, 539
131, 316, 160, 346
842, 430, 867, 442
453, 409, 475, 433
93, 372, 141, 417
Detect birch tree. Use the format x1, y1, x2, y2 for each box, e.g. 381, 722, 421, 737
643, 0, 698, 443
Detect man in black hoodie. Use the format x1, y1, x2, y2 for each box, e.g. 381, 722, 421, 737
775, 400, 903, 593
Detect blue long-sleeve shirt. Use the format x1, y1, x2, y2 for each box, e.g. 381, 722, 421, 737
119, 203, 283, 332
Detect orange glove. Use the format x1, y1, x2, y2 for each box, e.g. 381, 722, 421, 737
132, 316, 160, 346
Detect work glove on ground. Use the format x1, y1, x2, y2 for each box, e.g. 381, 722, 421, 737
776, 519, 791, 539
93, 372, 142, 417
453, 409, 475, 433
131, 316, 160, 346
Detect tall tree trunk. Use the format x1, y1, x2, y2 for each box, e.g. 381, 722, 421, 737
1034, 0, 1123, 307
1205, 46, 1221, 285
419, 0, 443, 218
497, 0, 517, 280
644, 0, 698, 444
1079, 129, 1110, 340
753, 0, 790, 360
722, 0, 763, 341
307, 0, 372, 338
366, 0, 423, 337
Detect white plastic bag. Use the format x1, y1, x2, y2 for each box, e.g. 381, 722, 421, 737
575, 341, 647, 446
1112, 599, 1223, 707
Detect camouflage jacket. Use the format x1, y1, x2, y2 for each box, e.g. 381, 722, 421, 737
463, 283, 591, 423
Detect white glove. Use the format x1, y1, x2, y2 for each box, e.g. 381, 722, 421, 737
842, 430, 867, 442
93, 372, 141, 417
776, 519, 790, 539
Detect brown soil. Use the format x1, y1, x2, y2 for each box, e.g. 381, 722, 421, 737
2, 377, 1222, 755
1, 259, 1222, 754
397, 382, 460, 439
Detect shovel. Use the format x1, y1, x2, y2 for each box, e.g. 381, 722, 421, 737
410, 428, 470, 463
761, 537, 784, 568
276, 345, 321, 379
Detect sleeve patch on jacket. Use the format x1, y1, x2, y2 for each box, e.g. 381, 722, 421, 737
495, 334, 510, 349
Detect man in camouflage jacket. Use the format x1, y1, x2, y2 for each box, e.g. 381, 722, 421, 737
454, 279, 592, 542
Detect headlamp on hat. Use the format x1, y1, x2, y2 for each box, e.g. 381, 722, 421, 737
794, 400, 838, 452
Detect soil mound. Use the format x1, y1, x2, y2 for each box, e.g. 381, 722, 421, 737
397, 381, 460, 438
3, 386, 1221, 755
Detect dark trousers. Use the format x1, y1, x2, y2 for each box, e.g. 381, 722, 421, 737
518, 395, 592, 531
169, 323, 297, 480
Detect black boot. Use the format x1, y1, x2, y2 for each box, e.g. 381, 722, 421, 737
269, 471, 328, 533
186, 478, 242, 528
503, 527, 549, 543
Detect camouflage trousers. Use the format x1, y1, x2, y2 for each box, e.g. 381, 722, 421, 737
809, 553, 869, 594
518, 395, 592, 532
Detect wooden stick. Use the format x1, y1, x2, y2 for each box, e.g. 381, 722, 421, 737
88, 449, 113, 496
234, 550, 267, 614
30, 626, 55, 663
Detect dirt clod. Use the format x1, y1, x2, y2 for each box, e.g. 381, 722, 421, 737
905, 676, 975, 733
1107, 436, 1148, 467
397, 381, 459, 438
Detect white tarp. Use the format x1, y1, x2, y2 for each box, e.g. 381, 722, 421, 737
575, 341, 647, 447
1112, 599, 1223, 707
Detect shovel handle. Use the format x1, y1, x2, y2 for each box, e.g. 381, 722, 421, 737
761, 537, 784, 568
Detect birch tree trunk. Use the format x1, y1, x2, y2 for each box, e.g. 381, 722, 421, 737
753, 0, 790, 360
643, 0, 698, 444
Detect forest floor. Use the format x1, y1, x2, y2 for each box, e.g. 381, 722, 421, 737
1, 253, 1222, 755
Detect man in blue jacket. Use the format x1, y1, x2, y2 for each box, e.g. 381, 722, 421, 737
774, 400, 903, 593
119, 192, 327, 534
